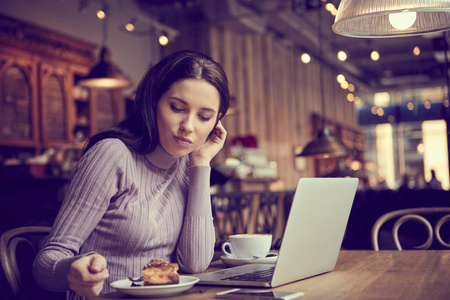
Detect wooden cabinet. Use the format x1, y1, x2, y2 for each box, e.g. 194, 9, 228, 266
0, 15, 126, 163
91, 88, 126, 135
39, 62, 72, 146
0, 54, 39, 147
71, 87, 126, 141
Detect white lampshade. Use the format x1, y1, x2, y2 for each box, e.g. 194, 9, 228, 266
332, 0, 450, 38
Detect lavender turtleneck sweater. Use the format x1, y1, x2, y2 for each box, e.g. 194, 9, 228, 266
32, 138, 215, 299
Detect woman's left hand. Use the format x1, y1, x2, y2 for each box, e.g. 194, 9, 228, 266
189, 121, 227, 166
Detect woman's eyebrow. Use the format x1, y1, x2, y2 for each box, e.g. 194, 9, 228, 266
170, 97, 217, 113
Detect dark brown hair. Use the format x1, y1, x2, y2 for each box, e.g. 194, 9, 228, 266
84, 50, 229, 154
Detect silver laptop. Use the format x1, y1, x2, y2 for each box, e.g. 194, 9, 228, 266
197, 177, 359, 288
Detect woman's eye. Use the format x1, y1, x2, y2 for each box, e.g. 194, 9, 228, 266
198, 115, 212, 121
170, 104, 184, 112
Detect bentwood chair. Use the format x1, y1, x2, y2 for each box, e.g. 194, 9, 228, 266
371, 207, 450, 251
0, 226, 66, 300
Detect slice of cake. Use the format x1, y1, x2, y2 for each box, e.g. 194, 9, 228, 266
143, 259, 179, 285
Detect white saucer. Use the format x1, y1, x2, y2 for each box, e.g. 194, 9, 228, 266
220, 254, 278, 267
110, 276, 199, 297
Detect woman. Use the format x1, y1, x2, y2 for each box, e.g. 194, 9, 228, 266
33, 50, 229, 298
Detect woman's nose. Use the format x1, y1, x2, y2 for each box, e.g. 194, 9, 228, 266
180, 115, 194, 132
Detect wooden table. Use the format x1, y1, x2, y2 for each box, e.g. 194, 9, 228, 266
96, 250, 450, 299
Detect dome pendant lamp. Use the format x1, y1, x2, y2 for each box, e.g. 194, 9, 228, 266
298, 127, 350, 158
298, 9, 351, 159
79, 10, 132, 89
332, 0, 450, 38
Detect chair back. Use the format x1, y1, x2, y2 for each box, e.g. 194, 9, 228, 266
371, 207, 450, 250
0, 226, 66, 300
211, 190, 294, 250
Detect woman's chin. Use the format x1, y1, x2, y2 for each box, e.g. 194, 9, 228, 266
166, 147, 191, 158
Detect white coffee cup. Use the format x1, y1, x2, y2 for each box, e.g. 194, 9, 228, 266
221, 234, 272, 258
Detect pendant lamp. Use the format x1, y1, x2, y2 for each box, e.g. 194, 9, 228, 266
78, 11, 132, 89
298, 9, 351, 159
332, 0, 450, 38
298, 127, 350, 158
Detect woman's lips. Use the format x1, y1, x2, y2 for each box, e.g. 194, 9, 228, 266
175, 136, 192, 147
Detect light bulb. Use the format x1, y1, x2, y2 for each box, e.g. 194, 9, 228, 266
336, 74, 346, 83
417, 143, 424, 154
325, 3, 335, 12
301, 53, 311, 64
371, 106, 378, 115
337, 50, 347, 61
96, 9, 106, 19
348, 83, 355, 92
125, 23, 135, 32
159, 34, 169, 46
371, 50, 380, 61
388, 10, 417, 30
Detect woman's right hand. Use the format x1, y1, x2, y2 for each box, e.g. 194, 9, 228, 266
68, 253, 109, 297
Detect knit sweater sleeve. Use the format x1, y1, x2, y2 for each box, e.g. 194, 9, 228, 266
175, 165, 215, 273
32, 139, 125, 292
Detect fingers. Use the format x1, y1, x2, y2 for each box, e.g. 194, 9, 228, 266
210, 121, 227, 143
68, 254, 109, 297
89, 254, 108, 273
69, 273, 107, 297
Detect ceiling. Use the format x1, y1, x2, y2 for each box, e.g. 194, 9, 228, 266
135, 0, 450, 94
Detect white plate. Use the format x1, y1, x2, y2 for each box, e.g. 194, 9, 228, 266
110, 275, 199, 298
220, 254, 278, 267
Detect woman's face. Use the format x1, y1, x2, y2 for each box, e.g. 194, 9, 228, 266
156, 78, 220, 157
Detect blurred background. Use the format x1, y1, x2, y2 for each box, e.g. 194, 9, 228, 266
0, 0, 449, 240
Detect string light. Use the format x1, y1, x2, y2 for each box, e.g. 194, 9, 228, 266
337, 74, 346, 83
413, 46, 421, 56
125, 18, 136, 32
92, 3, 180, 47
96, 9, 106, 19
301, 53, 311, 63
370, 50, 380, 61
159, 33, 169, 46
371, 106, 378, 115
417, 143, 425, 154
337, 50, 347, 61
348, 83, 355, 92
377, 107, 384, 116
325, 3, 338, 16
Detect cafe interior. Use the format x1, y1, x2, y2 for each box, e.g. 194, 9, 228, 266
0, 0, 450, 299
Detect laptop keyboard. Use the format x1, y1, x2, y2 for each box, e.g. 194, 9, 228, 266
221, 267, 275, 282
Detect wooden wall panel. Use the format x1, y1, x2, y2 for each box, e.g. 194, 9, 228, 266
206, 26, 360, 189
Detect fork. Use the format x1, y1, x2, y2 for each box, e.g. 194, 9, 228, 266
112, 275, 143, 282
127, 276, 143, 282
